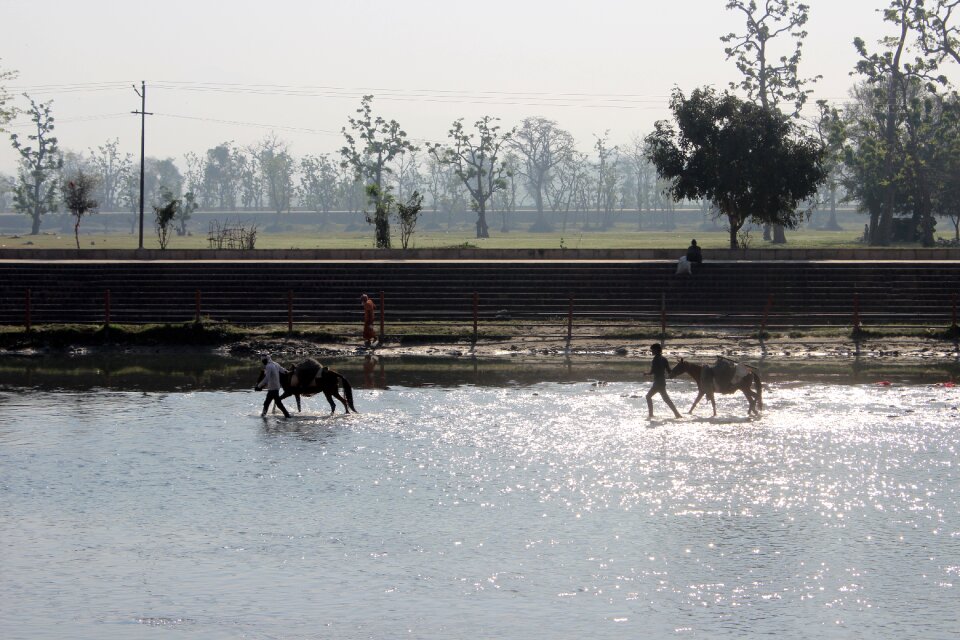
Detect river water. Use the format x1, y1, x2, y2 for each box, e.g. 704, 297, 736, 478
1, 356, 958, 639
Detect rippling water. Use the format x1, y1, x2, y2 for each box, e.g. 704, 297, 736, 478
1, 363, 958, 639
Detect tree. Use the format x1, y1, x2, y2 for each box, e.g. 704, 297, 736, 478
428, 116, 513, 238
340, 95, 416, 248
153, 186, 180, 250
722, 0, 820, 243
593, 132, 621, 229
236, 147, 264, 210
10, 97, 62, 235
645, 87, 826, 248
175, 191, 198, 236
62, 169, 99, 249
256, 133, 294, 219
0, 173, 14, 212
510, 117, 575, 232
625, 135, 658, 229
202, 142, 239, 210
182, 152, 205, 204
88, 138, 132, 212
299, 153, 339, 216
915, 0, 960, 66
0, 59, 16, 133
853, 0, 941, 245
395, 191, 424, 249
812, 101, 847, 231
722, 0, 818, 117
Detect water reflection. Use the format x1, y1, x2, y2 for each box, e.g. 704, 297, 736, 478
1, 352, 959, 393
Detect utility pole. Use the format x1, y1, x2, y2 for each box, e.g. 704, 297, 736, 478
132, 81, 152, 250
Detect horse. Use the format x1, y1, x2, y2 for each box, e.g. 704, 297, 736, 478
256, 359, 357, 414
669, 357, 762, 417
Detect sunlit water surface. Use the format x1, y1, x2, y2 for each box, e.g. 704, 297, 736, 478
1, 372, 959, 639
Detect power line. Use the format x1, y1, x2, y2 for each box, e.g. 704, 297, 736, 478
155, 113, 343, 137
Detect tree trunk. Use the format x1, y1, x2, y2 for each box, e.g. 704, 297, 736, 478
375, 204, 391, 248
826, 187, 841, 231
772, 224, 787, 244
728, 215, 741, 249
476, 203, 489, 238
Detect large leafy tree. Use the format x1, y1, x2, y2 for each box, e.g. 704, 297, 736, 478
853, 0, 942, 245
645, 87, 826, 249
10, 97, 62, 235
428, 116, 513, 238
340, 95, 416, 248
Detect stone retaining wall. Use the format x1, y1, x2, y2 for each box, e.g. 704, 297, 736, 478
2, 248, 959, 261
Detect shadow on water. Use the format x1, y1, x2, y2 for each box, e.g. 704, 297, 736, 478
258, 412, 348, 443
1, 351, 959, 392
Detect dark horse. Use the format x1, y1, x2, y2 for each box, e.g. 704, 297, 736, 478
669, 357, 762, 417
257, 359, 357, 414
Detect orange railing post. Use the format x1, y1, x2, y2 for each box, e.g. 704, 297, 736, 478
473, 292, 479, 343
379, 291, 385, 341
287, 290, 293, 333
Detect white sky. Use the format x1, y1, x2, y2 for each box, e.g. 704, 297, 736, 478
2, 0, 954, 174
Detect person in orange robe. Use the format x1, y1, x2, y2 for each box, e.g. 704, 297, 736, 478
361, 293, 377, 348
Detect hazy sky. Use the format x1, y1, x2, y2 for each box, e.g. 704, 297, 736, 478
2, 0, 955, 174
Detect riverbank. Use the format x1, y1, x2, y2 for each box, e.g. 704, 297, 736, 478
2, 322, 958, 363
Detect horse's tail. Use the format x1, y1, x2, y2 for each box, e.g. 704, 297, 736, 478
753, 373, 763, 411
337, 372, 357, 412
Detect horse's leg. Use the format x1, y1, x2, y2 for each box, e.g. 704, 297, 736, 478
330, 390, 350, 413
689, 390, 704, 414
323, 391, 336, 414
279, 390, 301, 412
708, 392, 716, 417
754, 374, 763, 411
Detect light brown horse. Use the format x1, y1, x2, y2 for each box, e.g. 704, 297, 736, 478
669, 358, 762, 417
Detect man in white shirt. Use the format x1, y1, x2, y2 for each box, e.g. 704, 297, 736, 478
255, 355, 290, 418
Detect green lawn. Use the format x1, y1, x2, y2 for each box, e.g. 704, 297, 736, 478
2, 222, 955, 251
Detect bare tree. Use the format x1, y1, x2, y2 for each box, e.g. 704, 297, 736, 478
593, 132, 620, 229
256, 133, 295, 219
88, 138, 132, 212
510, 116, 575, 232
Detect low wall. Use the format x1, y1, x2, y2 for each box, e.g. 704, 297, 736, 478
1, 247, 960, 261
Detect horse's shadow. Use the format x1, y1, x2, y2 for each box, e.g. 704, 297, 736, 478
258, 412, 353, 441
